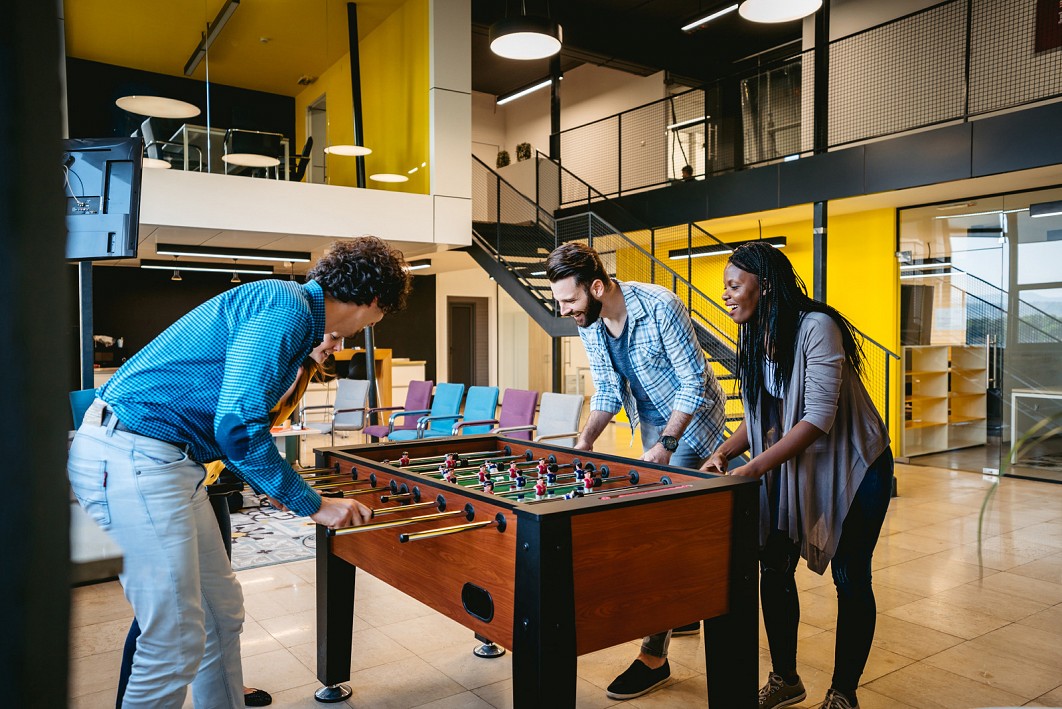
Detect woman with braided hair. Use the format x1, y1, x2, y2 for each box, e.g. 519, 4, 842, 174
702, 242, 893, 709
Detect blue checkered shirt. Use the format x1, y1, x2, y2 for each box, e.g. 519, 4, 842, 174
99, 279, 327, 516
579, 281, 726, 457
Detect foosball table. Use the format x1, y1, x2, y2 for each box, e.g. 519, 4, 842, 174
308, 435, 760, 708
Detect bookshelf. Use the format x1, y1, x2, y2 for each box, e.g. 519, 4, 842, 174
903, 345, 987, 457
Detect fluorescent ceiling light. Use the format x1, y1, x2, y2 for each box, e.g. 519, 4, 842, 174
682, 4, 739, 31
141, 259, 273, 275
142, 157, 172, 169
1030, 200, 1062, 218
155, 243, 311, 263
405, 259, 431, 272
899, 258, 951, 271
325, 145, 372, 156
497, 79, 553, 106
739, 0, 821, 23
933, 208, 1027, 220
900, 271, 952, 280
668, 235, 786, 260
369, 173, 409, 183
530, 270, 546, 276
489, 16, 563, 60
115, 96, 200, 119
667, 115, 710, 131
184, 0, 240, 76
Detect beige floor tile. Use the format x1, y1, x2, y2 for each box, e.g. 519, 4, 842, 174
242, 648, 319, 695
577, 642, 657, 691
795, 564, 836, 591
884, 596, 1009, 639
1030, 684, 1062, 706
939, 538, 1061, 571
870, 614, 965, 660
864, 661, 1026, 708
869, 542, 927, 570
243, 681, 333, 708
794, 589, 839, 631
974, 623, 1062, 669
69, 687, 122, 709
872, 552, 995, 597
283, 559, 318, 585
1006, 551, 1062, 585
69, 616, 133, 660
68, 649, 123, 698
880, 532, 958, 555
241, 618, 286, 657
1001, 521, 1062, 549
70, 581, 133, 627
625, 673, 707, 707
341, 656, 469, 709
978, 571, 1062, 605
805, 579, 924, 613
795, 630, 916, 683
419, 642, 514, 691
851, 687, 918, 709
352, 588, 437, 628
413, 690, 497, 709
927, 579, 1049, 622
1015, 603, 1062, 636
759, 619, 828, 651
288, 624, 415, 675
922, 635, 1061, 700
376, 611, 474, 655
258, 609, 316, 647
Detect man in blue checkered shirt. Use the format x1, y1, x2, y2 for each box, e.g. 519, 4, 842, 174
68, 237, 411, 708
547, 242, 726, 701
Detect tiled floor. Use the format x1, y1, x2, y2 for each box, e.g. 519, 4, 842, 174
69, 426, 1062, 708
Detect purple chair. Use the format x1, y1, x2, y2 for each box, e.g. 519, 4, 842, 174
363, 379, 433, 440
453, 388, 539, 440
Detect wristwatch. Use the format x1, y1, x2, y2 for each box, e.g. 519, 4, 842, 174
658, 435, 679, 452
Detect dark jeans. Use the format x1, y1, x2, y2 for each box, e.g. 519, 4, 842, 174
116, 492, 233, 708
760, 448, 893, 694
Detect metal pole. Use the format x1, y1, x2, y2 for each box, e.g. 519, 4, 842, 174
813, 0, 830, 154
813, 200, 827, 301
78, 261, 93, 389
347, 3, 367, 187
363, 326, 378, 425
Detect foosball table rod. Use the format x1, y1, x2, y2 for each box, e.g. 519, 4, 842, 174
399, 513, 506, 543
330, 504, 475, 536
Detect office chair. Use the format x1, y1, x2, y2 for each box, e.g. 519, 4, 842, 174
290, 136, 313, 182
301, 378, 371, 445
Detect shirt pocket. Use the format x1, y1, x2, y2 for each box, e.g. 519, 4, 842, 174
68, 459, 110, 528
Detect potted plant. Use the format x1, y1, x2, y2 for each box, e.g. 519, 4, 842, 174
496, 150, 511, 169
516, 142, 532, 161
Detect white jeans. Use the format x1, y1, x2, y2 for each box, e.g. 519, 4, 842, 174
68, 399, 244, 709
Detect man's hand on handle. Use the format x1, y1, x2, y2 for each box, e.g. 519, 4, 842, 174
311, 496, 373, 529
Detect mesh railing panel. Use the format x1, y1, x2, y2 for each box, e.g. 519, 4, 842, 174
742, 59, 804, 164
1017, 300, 1062, 344
559, 117, 618, 201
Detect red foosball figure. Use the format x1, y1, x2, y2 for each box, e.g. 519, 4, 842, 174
445, 469, 458, 484
508, 461, 519, 479
478, 464, 488, 484
483, 479, 495, 494
534, 479, 547, 499
398, 452, 410, 467
583, 472, 595, 493
536, 458, 548, 477
445, 453, 458, 469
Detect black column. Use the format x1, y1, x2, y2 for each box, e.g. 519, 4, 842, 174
78, 261, 93, 388
813, 1, 830, 154
0, 2, 71, 705
550, 53, 563, 393
347, 2, 367, 187
814, 200, 828, 301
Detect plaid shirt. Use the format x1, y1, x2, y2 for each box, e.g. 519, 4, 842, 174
99, 279, 326, 516
579, 281, 726, 457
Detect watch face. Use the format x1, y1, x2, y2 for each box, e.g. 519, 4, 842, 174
661, 435, 678, 452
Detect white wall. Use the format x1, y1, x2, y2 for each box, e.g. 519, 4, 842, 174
472, 90, 506, 167
434, 268, 498, 386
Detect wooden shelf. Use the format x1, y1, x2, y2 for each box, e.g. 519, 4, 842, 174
905, 420, 947, 430
948, 415, 986, 424
902, 345, 987, 458
906, 394, 947, 402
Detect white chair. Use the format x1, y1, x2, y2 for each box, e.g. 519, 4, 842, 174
534, 392, 584, 448
301, 379, 370, 445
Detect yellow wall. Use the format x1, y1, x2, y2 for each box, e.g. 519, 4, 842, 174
294, 0, 429, 194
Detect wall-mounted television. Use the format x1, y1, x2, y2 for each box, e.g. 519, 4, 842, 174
63, 137, 142, 260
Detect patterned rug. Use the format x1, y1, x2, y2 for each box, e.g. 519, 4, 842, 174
230, 497, 317, 571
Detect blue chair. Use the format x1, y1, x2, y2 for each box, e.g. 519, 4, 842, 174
430, 385, 499, 438
385, 382, 465, 441
69, 387, 98, 429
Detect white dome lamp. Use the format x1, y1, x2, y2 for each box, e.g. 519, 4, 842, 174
739, 0, 822, 23
489, 2, 562, 60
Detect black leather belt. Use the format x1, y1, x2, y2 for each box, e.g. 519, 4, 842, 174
102, 410, 139, 435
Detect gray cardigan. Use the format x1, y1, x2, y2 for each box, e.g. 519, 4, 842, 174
743, 312, 889, 574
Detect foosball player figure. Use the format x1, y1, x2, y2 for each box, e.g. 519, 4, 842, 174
515, 474, 526, 489
508, 461, 520, 479
583, 472, 596, 493
536, 458, 548, 477
487, 462, 499, 477
546, 466, 558, 485
564, 489, 584, 500
477, 464, 488, 484
445, 453, 458, 470
534, 478, 547, 499
573, 462, 584, 480
398, 451, 410, 467
483, 479, 495, 494
445, 468, 458, 484
437, 463, 449, 479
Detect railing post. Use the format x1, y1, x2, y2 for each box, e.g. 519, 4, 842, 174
963, 0, 972, 120
617, 115, 622, 197
650, 228, 656, 284
813, 0, 830, 154
495, 173, 502, 253
687, 223, 693, 310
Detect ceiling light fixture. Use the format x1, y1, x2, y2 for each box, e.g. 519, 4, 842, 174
405, 259, 431, 272
369, 173, 409, 183
489, 1, 563, 60
933, 208, 1027, 220
682, 4, 739, 31
115, 96, 201, 119
155, 243, 311, 263
1030, 199, 1062, 218
667, 115, 710, 131
738, 0, 821, 23
497, 78, 552, 106
231, 271, 241, 284
899, 258, 952, 272
141, 259, 274, 275
171, 269, 182, 282
324, 145, 372, 156
221, 153, 280, 168
668, 235, 786, 260
184, 0, 241, 76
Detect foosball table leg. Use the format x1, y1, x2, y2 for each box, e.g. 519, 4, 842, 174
472, 633, 506, 658
315, 525, 357, 704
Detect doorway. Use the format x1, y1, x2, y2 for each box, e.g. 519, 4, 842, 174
307, 95, 327, 184
448, 297, 489, 387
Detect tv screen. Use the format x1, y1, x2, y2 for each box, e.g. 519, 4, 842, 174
63, 137, 143, 260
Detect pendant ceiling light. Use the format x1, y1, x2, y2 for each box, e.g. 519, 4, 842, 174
489, 1, 563, 60
738, 0, 821, 23
116, 95, 201, 119
324, 145, 372, 156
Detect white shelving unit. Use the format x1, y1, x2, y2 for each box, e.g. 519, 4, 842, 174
903, 345, 987, 457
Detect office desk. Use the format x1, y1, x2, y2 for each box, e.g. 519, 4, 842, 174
172, 124, 290, 179
271, 425, 317, 465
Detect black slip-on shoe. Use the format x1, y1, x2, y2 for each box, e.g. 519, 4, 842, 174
671, 621, 701, 636
244, 688, 272, 707
606, 659, 671, 700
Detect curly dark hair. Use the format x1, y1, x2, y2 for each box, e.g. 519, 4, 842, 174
307, 237, 412, 313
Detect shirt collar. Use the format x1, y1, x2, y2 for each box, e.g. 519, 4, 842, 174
302, 279, 327, 345
619, 281, 648, 323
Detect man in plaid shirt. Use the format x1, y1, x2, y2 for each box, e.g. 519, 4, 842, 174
546, 241, 726, 701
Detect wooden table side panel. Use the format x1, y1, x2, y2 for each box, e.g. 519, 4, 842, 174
569, 491, 734, 655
